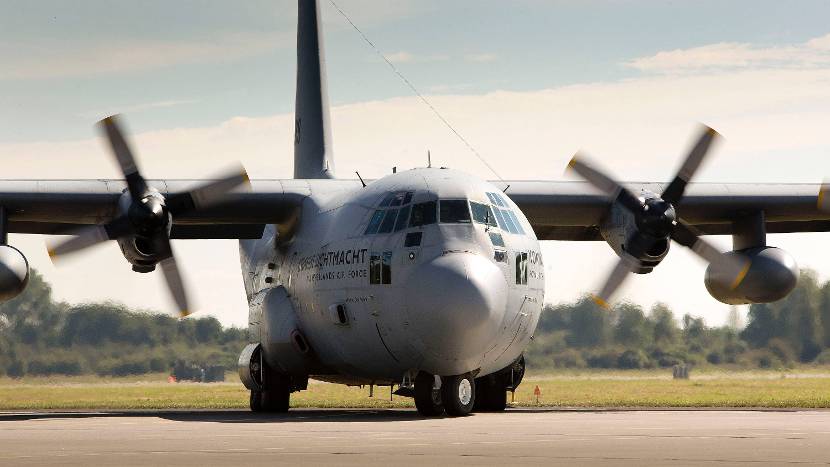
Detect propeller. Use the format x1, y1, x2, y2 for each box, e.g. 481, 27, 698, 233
567, 125, 750, 309
47, 115, 250, 317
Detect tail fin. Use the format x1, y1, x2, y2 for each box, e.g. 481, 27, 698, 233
294, 0, 335, 179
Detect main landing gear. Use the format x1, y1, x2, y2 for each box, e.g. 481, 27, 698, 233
250, 374, 291, 413
414, 357, 525, 417
414, 372, 479, 417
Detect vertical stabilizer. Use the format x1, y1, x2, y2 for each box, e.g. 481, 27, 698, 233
294, 0, 335, 179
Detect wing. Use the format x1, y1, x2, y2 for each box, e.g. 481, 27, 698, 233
0, 179, 356, 239
506, 181, 828, 240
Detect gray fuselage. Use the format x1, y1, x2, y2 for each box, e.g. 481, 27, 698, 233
240, 168, 544, 383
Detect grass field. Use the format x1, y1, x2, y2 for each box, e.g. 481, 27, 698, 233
2, 369, 830, 410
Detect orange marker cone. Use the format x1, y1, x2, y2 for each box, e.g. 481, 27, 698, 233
533, 385, 541, 405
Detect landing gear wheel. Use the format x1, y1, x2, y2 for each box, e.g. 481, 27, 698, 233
414, 372, 444, 416
250, 390, 264, 412
441, 373, 475, 416
474, 375, 507, 412
249, 377, 290, 413
261, 386, 290, 412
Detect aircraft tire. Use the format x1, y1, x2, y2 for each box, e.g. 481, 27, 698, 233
260, 384, 290, 412
414, 372, 444, 416
441, 373, 475, 416
474, 375, 507, 412
249, 390, 264, 412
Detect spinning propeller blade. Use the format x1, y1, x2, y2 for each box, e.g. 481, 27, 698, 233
48, 115, 249, 318
567, 125, 743, 308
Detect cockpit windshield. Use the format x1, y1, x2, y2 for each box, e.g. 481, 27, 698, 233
439, 200, 471, 224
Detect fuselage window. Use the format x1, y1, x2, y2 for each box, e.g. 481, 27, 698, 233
365, 210, 385, 235
494, 250, 507, 263
471, 202, 497, 226
439, 200, 471, 224
405, 232, 422, 247
488, 232, 505, 247
378, 209, 399, 234
410, 201, 437, 227
394, 205, 411, 232
370, 251, 393, 285
515, 252, 528, 285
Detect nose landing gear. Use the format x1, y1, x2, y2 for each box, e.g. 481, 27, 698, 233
414, 372, 444, 416
442, 373, 476, 416
414, 372, 477, 417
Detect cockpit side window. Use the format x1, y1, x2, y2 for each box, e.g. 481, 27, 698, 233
499, 208, 518, 233
439, 200, 471, 224
505, 210, 526, 235
470, 201, 497, 227
379, 192, 398, 207
377, 209, 399, 234
410, 201, 437, 227
365, 191, 416, 235
394, 205, 411, 231
365, 210, 385, 235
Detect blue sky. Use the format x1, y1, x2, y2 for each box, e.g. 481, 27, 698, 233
2, 1, 830, 326
3, 0, 830, 142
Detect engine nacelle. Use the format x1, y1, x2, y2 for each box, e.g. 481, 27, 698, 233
0, 245, 29, 301
246, 286, 324, 376
114, 190, 171, 273
705, 246, 798, 305
117, 236, 161, 273
600, 201, 670, 273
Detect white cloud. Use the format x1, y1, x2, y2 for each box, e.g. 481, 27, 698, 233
626, 33, 830, 73
0, 31, 290, 80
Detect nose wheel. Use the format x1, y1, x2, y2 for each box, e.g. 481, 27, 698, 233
440, 373, 476, 416
414, 372, 444, 416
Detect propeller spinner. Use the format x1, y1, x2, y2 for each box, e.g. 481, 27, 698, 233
567, 125, 750, 309
47, 115, 250, 317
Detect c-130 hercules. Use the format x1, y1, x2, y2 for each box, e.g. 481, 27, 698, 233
2, 0, 825, 415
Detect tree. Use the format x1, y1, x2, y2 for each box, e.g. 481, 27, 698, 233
566, 298, 611, 348
614, 303, 651, 347
650, 303, 678, 345
742, 303, 776, 348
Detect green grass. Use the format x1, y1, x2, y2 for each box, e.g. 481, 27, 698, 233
2, 370, 830, 410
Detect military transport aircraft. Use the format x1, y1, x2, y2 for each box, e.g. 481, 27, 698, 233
0, 0, 824, 416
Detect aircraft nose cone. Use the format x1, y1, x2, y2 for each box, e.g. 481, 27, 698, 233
406, 253, 508, 374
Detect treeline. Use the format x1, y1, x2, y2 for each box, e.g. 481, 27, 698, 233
5, 268, 830, 377
0, 270, 247, 378
526, 271, 830, 370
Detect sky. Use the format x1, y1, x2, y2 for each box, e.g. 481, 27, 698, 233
2, 0, 830, 327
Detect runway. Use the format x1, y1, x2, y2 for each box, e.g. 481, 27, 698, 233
1, 409, 829, 466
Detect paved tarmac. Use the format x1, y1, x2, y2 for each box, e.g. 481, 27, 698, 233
0, 408, 829, 466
